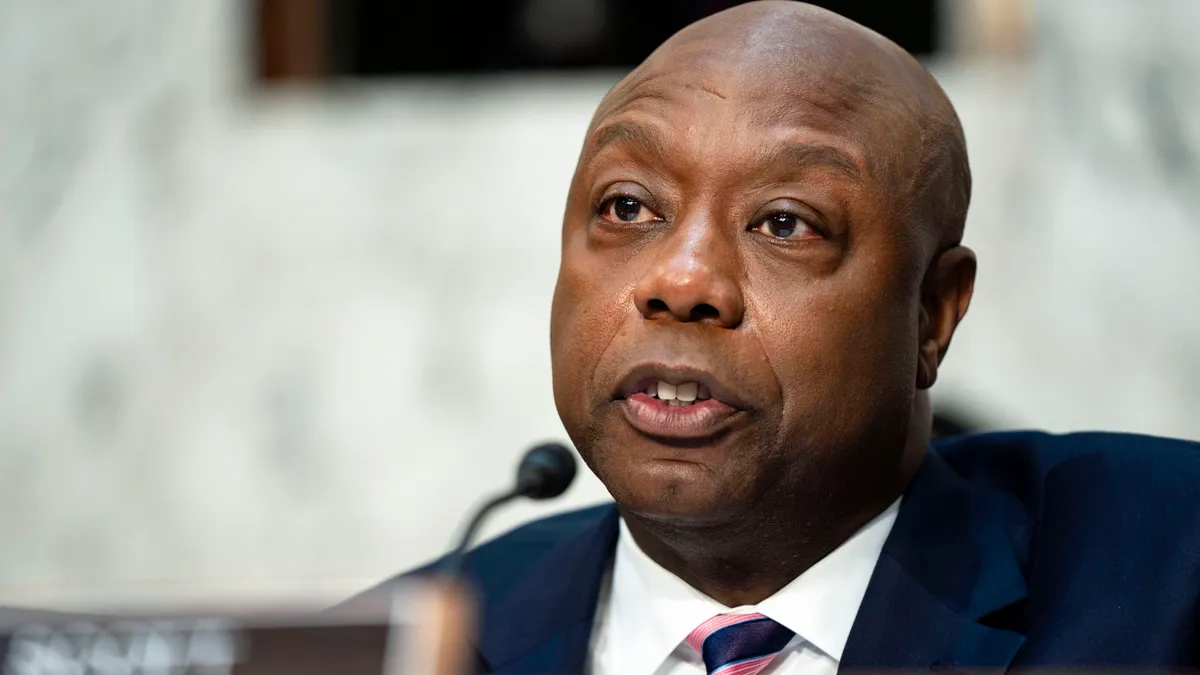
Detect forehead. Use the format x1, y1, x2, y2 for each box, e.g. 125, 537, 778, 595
583, 60, 894, 185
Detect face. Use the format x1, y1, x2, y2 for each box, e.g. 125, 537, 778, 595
550, 54, 932, 525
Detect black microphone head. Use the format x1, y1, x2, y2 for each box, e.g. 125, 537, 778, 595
515, 442, 577, 499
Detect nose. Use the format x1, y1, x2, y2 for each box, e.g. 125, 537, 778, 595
633, 217, 745, 328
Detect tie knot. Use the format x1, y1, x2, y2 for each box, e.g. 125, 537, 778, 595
685, 613, 795, 675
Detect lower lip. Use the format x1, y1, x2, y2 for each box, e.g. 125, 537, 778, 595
619, 393, 741, 440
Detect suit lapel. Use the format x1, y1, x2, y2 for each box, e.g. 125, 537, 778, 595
474, 449, 1030, 673
842, 450, 1028, 674
478, 505, 620, 674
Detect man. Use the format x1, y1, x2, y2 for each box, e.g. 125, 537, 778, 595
348, 2, 1200, 673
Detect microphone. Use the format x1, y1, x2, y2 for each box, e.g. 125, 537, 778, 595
444, 442, 577, 577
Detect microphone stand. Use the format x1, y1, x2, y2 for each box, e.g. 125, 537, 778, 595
444, 490, 522, 578
442, 442, 576, 579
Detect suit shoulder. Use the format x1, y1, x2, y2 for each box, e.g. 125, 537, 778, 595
460, 503, 615, 566
935, 430, 1200, 513
417, 503, 614, 576
332, 503, 615, 613
936, 429, 1200, 476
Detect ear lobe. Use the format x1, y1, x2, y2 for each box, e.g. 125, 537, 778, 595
917, 246, 977, 390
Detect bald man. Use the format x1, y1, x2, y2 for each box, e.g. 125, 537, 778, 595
348, 3, 1200, 673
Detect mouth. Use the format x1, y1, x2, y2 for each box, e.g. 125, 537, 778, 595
611, 364, 747, 441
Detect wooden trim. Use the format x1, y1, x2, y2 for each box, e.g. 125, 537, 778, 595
257, 0, 330, 81
944, 0, 1031, 57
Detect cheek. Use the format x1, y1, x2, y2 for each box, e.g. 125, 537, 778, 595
754, 276, 920, 441
550, 248, 633, 430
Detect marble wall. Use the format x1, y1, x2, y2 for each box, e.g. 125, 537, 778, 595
0, 0, 1197, 608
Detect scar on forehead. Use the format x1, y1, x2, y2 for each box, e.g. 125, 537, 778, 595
589, 120, 866, 184
686, 82, 728, 100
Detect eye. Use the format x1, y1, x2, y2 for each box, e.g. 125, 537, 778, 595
751, 212, 816, 239
600, 196, 661, 224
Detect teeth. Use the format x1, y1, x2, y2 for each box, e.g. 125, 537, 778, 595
645, 380, 708, 405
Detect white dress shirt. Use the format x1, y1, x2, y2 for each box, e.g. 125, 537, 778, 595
588, 499, 900, 675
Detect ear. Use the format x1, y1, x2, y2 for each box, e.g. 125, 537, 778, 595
917, 246, 976, 390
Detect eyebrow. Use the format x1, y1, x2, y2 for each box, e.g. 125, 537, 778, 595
761, 142, 865, 184
590, 120, 866, 183
589, 121, 671, 160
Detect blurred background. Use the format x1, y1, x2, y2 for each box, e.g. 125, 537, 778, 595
1, 0, 1198, 610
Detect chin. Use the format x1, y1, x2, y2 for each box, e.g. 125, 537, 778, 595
605, 458, 743, 524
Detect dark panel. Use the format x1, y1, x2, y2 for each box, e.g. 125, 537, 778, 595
332, 0, 940, 76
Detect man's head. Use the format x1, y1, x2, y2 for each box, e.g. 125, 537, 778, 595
549, 1, 975, 528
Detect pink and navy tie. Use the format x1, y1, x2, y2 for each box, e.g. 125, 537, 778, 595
686, 612, 796, 675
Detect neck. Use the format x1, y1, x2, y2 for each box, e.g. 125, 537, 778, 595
623, 400, 930, 607
622, 482, 903, 607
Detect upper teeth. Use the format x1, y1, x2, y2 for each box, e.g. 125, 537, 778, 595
646, 380, 709, 404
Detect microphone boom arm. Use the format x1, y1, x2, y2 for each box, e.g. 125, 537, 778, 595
444, 490, 522, 578
442, 442, 577, 578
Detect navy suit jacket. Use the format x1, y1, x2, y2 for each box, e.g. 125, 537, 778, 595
351, 431, 1200, 673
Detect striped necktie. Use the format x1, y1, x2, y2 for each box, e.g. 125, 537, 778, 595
685, 612, 796, 675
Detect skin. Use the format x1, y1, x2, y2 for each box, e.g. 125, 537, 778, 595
549, 1, 975, 607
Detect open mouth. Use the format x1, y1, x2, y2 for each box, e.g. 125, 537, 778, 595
613, 366, 746, 440
638, 379, 712, 406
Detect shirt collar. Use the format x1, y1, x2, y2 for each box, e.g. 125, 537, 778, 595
607, 499, 900, 672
